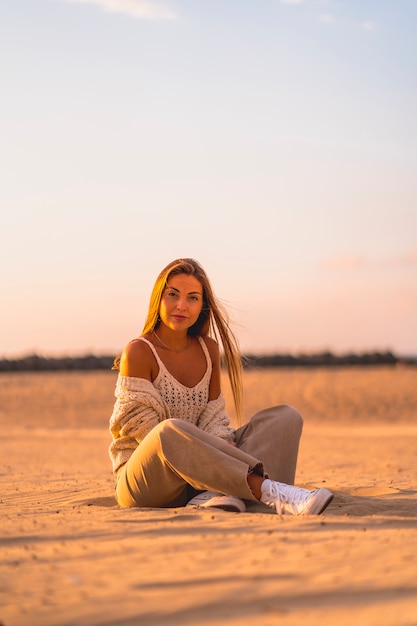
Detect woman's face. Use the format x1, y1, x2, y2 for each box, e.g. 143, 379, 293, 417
159, 273, 204, 332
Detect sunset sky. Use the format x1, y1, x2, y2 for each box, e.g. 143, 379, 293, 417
2, 0, 416, 357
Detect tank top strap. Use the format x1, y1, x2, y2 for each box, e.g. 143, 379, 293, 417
137, 336, 165, 370
136, 335, 211, 416
137, 335, 211, 373
197, 335, 211, 372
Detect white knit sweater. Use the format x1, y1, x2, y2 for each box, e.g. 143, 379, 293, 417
108, 338, 235, 473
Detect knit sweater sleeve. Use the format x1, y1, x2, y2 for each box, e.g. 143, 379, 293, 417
196, 393, 236, 441
109, 375, 171, 473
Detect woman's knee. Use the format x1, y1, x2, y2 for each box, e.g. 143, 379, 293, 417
154, 418, 196, 438
148, 418, 185, 439
274, 405, 303, 439
279, 404, 304, 430
251, 404, 303, 430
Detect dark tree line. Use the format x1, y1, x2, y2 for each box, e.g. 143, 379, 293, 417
0, 350, 413, 372
241, 350, 401, 369
0, 354, 115, 372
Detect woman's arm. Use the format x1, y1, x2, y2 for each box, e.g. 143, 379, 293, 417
202, 336, 222, 401
198, 336, 235, 440
196, 393, 236, 441
110, 338, 169, 446
108, 376, 171, 473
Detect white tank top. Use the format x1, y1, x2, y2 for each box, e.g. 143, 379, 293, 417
138, 336, 211, 420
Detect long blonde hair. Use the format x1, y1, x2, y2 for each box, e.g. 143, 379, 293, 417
114, 258, 243, 423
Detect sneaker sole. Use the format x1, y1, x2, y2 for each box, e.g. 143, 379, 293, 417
186, 491, 246, 513
303, 488, 333, 515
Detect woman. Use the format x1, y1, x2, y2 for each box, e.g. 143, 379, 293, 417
109, 258, 333, 516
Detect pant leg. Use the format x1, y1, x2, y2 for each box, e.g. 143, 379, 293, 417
234, 405, 303, 485
115, 418, 264, 508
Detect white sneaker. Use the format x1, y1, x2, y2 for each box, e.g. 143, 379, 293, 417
260, 480, 333, 516
186, 490, 246, 513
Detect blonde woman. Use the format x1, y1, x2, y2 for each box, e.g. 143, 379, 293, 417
109, 258, 333, 515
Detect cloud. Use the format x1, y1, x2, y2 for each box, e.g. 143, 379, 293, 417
320, 251, 417, 272
360, 21, 376, 31
320, 255, 366, 271
65, 0, 176, 20
400, 250, 417, 266
280, 0, 305, 4
319, 14, 335, 24
377, 250, 417, 269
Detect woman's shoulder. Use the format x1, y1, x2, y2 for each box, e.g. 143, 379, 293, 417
123, 337, 154, 356
200, 335, 220, 361
119, 337, 157, 379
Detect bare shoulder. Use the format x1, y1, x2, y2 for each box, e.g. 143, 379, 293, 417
201, 336, 222, 400
200, 335, 220, 363
119, 338, 156, 379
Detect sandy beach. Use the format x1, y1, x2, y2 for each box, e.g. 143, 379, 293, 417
1, 366, 417, 626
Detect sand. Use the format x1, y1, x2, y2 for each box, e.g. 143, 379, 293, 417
1, 366, 417, 626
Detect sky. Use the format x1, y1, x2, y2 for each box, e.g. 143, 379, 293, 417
1, 0, 416, 358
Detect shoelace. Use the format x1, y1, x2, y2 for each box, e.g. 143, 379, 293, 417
266, 483, 313, 516
265, 482, 283, 517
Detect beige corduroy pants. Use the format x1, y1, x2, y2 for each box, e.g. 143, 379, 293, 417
115, 404, 303, 508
